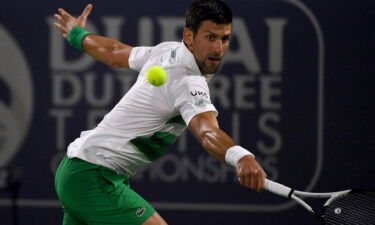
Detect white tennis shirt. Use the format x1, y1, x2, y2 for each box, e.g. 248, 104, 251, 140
67, 41, 218, 177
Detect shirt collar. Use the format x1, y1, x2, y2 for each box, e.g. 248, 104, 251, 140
178, 41, 215, 80
178, 40, 201, 75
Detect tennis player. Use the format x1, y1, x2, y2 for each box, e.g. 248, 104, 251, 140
53, 0, 267, 224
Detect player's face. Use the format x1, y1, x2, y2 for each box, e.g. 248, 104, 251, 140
184, 20, 232, 74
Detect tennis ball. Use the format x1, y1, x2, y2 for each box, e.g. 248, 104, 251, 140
146, 66, 168, 86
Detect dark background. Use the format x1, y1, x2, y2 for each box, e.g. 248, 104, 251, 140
0, 0, 374, 224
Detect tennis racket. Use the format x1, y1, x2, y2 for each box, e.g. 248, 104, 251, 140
265, 179, 375, 224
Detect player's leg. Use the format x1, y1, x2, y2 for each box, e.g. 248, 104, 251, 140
55, 156, 161, 225
94, 166, 164, 225
55, 157, 88, 225
142, 212, 168, 225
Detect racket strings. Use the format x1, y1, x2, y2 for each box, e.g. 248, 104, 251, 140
324, 191, 375, 225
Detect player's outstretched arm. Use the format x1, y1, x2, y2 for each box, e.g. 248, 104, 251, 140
189, 111, 267, 191
53, 4, 133, 68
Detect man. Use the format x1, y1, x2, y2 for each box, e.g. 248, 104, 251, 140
53, 0, 267, 224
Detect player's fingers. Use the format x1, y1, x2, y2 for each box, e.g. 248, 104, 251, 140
54, 14, 66, 24
256, 173, 266, 191
238, 176, 249, 188
58, 8, 74, 21
238, 168, 255, 189
82, 4, 93, 17
244, 175, 254, 189
237, 167, 248, 186
78, 4, 93, 27
54, 22, 68, 34
249, 176, 257, 190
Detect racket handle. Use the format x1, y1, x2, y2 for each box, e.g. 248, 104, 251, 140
265, 179, 293, 198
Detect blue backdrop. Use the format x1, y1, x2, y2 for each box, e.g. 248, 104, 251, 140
0, 0, 374, 224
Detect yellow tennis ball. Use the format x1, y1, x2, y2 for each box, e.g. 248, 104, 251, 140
146, 66, 167, 86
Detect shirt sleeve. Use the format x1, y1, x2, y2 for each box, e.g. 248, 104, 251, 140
171, 75, 218, 126
128, 46, 153, 72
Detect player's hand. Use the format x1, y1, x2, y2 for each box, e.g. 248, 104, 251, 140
53, 4, 93, 39
236, 155, 267, 191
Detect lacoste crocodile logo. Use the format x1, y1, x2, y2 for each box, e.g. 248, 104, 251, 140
136, 207, 146, 217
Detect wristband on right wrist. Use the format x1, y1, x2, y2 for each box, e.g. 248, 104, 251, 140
67, 26, 91, 51
225, 145, 254, 167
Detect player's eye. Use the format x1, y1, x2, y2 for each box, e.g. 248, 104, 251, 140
207, 35, 216, 41
222, 36, 231, 43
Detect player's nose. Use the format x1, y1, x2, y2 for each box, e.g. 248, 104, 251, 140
212, 39, 224, 54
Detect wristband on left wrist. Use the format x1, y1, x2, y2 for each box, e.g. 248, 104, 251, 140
68, 26, 91, 51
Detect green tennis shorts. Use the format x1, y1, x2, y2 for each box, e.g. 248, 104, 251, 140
55, 156, 156, 225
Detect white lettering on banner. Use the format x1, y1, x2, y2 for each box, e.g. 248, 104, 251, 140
48, 109, 73, 150
266, 19, 288, 73
158, 17, 185, 42
52, 73, 82, 106
224, 18, 261, 73
260, 75, 282, 109
84, 72, 114, 107
101, 17, 125, 40
209, 76, 231, 108
48, 71, 137, 152
51, 72, 137, 107
139, 17, 153, 45
257, 112, 282, 155
234, 74, 256, 109
134, 155, 238, 183
133, 153, 280, 183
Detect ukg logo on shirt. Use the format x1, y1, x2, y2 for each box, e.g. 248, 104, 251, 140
0, 25, 34, 167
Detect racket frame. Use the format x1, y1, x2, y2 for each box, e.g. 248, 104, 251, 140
265, 179, 350, 222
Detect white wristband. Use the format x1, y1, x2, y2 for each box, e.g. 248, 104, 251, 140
225, 145, 254, 167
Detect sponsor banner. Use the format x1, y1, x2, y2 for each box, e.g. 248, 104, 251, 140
4, 0, 322, 210
0, 0, 373, 224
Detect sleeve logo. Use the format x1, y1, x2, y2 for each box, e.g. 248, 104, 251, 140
190, 90, 208, 98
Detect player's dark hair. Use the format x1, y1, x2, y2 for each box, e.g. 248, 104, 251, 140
185, 0, 232, 33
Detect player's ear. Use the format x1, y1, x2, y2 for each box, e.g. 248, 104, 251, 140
183, 28, 193, 49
